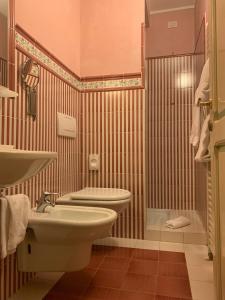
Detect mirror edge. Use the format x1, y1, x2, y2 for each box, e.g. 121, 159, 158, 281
8, 0, 15, 91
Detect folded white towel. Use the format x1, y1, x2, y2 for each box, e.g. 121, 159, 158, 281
194, 59, 210, 106
0, 194, 30, 259
195, 114, 211, 162
190, 106, 201, 147
190, 59, 210, 148
166, 216, 191, 229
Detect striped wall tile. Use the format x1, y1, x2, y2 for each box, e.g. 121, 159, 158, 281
81, 89, 146, 239
146, 55, 196, 210
0, 50, 82, 300
0, 58, 7, 87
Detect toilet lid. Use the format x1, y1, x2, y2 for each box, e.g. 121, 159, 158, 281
69, 187, 131, 201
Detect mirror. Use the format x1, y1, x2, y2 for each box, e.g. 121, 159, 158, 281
0, 0, 8, 87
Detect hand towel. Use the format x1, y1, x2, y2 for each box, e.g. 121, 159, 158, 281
0, 194, 30, 259
190, 59, 210, 148
166, 216, 191, 229
7, 194, 30, 254
195, 114, 211, 162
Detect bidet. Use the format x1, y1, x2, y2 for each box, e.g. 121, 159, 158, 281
17, 205, 117, 272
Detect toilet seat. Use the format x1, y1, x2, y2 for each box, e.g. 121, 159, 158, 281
68, 187, 131, 201
56, 187, 132, 213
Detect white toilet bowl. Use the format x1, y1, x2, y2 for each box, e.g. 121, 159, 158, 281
56, 187, 132, 213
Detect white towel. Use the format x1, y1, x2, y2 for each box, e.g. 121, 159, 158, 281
195, 114, 211, 162
0, 194, 30, 259
166, 216, 191, 229
190, 59, 210, 148
0, 196, 9, 259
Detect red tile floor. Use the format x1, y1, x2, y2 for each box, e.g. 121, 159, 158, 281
43, 245, 192, 300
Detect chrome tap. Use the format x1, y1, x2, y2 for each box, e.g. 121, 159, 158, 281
36, 191, 59, 213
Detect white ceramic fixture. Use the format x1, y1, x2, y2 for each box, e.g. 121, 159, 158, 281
56, 187, 132, 213
17, 205, 117, 272
0, 85, 18, 98
0, 146, 57, 188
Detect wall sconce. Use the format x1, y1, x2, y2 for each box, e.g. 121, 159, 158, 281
22, 59, 40, 121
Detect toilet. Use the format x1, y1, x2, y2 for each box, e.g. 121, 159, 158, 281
56, 187, 132, 213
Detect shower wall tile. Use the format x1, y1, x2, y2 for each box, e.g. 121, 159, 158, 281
146, 55, 196, 210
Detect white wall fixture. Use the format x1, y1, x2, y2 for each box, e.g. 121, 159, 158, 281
0, 85, 18, 98
168, 21, 178, 28
89, 154, 100, 171
57, 112, 76, 138
17, 205, 117, 272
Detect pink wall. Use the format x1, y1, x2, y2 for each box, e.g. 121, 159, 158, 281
15, 0, 144, 77
146, 9, 195, 58
15, 0, 81, 75
80, 0, 144, 77
0, 12, 7, 59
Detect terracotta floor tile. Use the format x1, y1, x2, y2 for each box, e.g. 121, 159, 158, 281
82, 286, 121, 300
121, 273, 157, 294
44, 268, 96, 297
105, 246, 134, 258
92, 269, 126, 289
99, 256, 130, 271
119, 290, 155, 300
155, 296, 190, 300
88, 254, 105, 269
132, 249, 159, 261
43, 291, 81, 300
156, 276, 192, 299
159, 252, 186, 264
128, 259, 158, 276
158, 262, 188, 278
44, 247, 193, 300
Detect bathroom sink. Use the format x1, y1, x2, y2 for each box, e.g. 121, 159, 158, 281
17, 205, 117, 272
0, 147, 57, 188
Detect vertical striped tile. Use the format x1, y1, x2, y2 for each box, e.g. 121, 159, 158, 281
0, 58, 7, 87
146, 55, 196, 210
81, 89, 145, 239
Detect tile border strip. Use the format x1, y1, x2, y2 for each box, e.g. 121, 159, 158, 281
15, 29, 143, 92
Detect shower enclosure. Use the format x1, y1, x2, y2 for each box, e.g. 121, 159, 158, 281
145, 56, 208, 244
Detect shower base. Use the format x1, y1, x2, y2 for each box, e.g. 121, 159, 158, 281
145, 209, 207, 245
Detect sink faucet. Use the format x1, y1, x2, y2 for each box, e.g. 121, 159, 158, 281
36, 192, 59, 213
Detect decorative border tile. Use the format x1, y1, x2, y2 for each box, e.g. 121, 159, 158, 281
15, 32, 143, 91
16, 32, 82, 90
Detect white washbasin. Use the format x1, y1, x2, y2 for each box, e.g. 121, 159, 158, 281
17, 205, 117, 272
0, 147, 57, 188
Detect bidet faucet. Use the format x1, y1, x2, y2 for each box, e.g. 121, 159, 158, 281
36, 191, 59, 213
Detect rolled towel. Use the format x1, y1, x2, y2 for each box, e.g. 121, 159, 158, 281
166, 216, 191, 229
